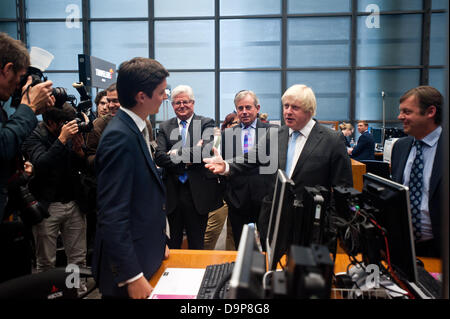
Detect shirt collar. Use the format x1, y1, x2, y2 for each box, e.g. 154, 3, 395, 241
120, 106, 147, 133
241, 118, 258, 129
177, 114, 194, 126
289, 118, 316, 138
417, 126, 442, 148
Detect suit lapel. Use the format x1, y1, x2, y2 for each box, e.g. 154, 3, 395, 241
429, 134, 442, 199
117, 110, 164, 190
291, 123, 324, 179
278, 126, 289, 171
398, 137, 414, 182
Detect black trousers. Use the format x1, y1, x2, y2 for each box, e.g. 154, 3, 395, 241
167, 181, 208, 250
228, 200, 261, 250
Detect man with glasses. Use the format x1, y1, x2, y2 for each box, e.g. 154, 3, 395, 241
155, 85, 223, 250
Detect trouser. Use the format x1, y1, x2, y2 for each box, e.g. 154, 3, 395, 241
228, 200, 261, 250
204, 201, 235, 250
32, 201, 87, 272
167, 182, 208, 250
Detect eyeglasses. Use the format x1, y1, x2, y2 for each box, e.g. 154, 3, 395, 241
173, 100, 193, 106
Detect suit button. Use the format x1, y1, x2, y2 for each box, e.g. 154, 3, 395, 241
162, 204, 166, 211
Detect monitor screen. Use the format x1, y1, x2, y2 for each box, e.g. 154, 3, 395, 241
371, 128, 382, 144
227, 224, 266, 299
362, 173, 418, 282
265, 169, 296, 271
78, 54, 116, 89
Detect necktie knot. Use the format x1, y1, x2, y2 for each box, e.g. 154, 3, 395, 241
291, 131, 300, 139
180, 120, 187, 128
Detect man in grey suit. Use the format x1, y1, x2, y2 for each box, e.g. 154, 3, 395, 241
205, 84, 353, 242
155, 85, 223, 250
391, 86, 443, 258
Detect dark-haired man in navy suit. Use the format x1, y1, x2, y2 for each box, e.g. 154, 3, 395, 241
349, 120, 375, 161
391, 86, 443, 258
93, 57, 170, 299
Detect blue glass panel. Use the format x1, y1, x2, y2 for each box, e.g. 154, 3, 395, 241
0, 0, 16, 18
356, 69, 420, 121
357, 0, 423, 11
287, 17, 351, 67
287, 71, 350, 121
220, 71, 281, 121
155, 20, 214, 69
0, 23, 17, 39
26, 0, 82, 19
220, 19, 281, 68
155, 0, 214, 17
357, 14, 422, 66
91, 21, 148, 69
220, 0, 280, 15
288, 0, 351, 13
429, 69, 446, 95
432, 0, 449, 10
430, 13, 446, 66
27, 22, 82, 70
156, 72, 215, 122
90, 0, 147, 18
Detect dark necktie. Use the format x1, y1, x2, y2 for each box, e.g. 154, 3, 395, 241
409, 140, 424, 241
178, 120, 188, 184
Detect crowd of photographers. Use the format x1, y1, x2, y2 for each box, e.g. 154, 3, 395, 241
0, 33, 118, 286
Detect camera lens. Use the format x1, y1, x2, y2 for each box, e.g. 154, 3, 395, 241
52, 87, 68, 108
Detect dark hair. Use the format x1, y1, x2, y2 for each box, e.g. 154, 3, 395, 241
0, 32, 30, 73
42, 103, 76, 125
221, 113, 238, 131
400, 86, 443, 125
116, 57, 169, 109
106, 82, 116, 93
94, 90, 107, 106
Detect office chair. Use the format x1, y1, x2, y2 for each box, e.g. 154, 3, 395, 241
0, 267, 94, 299
359, 160, 391, 179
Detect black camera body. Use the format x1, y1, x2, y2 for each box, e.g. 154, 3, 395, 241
10, 66, 73, 109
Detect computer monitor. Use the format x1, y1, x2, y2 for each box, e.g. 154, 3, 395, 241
265, 169, 296, 271
361, 173, 418, 282
371, 128, 383, 144
227, 224, 266, 299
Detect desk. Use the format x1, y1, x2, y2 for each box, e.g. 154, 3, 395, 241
351, 159, 366, 191
150, 249, 441, 288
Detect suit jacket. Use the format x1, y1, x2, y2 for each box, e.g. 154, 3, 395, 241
0, 104, 38, 220
92, 109, 166, 297
351, 131, 375, 161
390, 134, 442, 253
222, 119, 277, 209
155, 114, 223, 216
230, 121, 354, 198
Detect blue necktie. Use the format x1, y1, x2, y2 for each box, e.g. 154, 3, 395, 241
178, 120, 188, 184
409, 140, 424, 241
243, 127, 250, 153
285, 131, 300, 176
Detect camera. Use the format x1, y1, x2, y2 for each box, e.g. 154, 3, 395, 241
10, 66, 73, 109
6, 170, 49, 226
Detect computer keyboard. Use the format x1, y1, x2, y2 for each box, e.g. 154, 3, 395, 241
197, 262, 235, 299
416, 266, 442, 298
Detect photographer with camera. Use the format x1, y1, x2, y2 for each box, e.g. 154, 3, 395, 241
21, 103, 87, 281
0, 32, 55, 221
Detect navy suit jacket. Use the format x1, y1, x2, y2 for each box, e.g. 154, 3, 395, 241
351, 131, 375, 161
92, 109, 166, 297
390, 134, 442, 254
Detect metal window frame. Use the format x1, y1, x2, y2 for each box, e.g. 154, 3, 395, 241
4, 0, 445, 127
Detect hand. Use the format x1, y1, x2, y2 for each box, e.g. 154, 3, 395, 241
164, 245, 170, 260
347, 147, 353, 155
21, 77, 55, 114
203, 147, 226, 174
24, 161, 33, 176
58, 120, 79, 144
196, 139, 203, 147
127, 276, 153, 299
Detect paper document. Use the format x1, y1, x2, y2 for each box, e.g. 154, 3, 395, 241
149, 268, 205, 299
